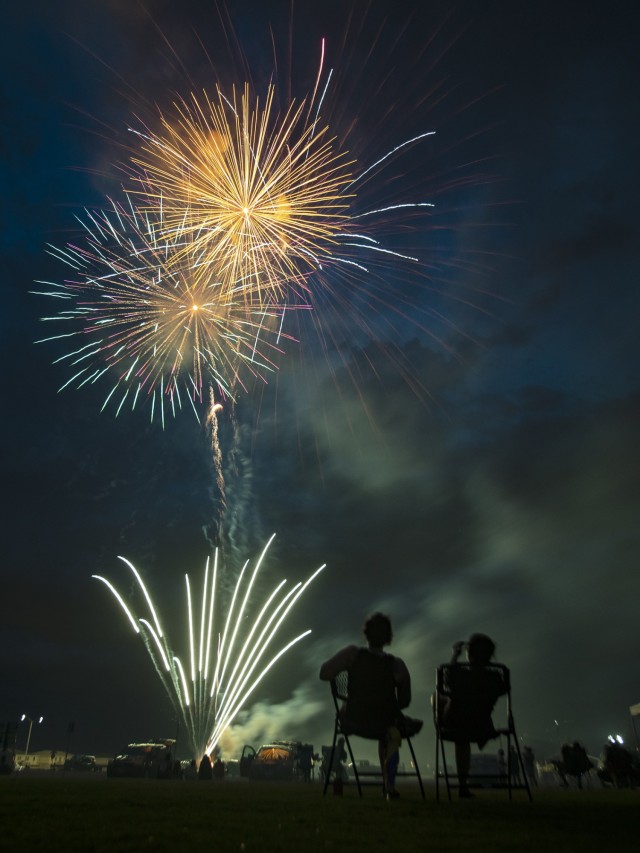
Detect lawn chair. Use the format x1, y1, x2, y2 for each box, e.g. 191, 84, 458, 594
434, 662, 532, 801
556, 742, 595, 789
323, 670, 425, 798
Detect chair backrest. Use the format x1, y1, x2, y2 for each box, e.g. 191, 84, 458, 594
332, 652, 400, 739
433, 661, 531, 801
435, 662, 512, 731
332, 671, 349, 704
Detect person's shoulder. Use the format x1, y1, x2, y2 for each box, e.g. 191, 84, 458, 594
319, 644, 360, 680
389, 653, 409, 672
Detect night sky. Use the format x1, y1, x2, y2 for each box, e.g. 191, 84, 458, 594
2, 0, 639, 767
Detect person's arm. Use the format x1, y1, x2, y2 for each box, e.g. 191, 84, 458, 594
319, 645, 358, 680
490, 668, 508, 697
450, 640, 465, 664
393, 656, 412, 709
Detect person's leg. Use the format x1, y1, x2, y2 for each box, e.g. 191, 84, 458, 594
380, 727, 402, 798
455, 741, 472, 797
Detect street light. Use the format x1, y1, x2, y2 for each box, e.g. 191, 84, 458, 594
20, 714, 44, 760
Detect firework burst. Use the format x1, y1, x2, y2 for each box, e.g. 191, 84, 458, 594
121, 67, 444, 413
93, 535, 325, 760
127, 82, 355, 308
35, 10, 499, 425
33, 198, 296, 423
123, 55, 440, 324
34, 37, 454, 425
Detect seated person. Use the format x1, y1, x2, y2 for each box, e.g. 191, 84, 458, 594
436, 633, 507, 798
598, 741, 637, 788
319, 612, 422, 799
560, 741, 593, 788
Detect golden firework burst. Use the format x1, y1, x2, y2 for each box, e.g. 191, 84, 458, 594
127, 83, 355, 308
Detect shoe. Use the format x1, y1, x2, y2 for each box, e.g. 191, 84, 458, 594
385, 789, 400, 800
458, 787, 475, 799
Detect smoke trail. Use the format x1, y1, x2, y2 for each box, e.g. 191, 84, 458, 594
221, 405, 256, 565
202, 386, 228, 553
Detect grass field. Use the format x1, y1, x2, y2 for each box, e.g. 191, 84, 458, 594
0, 774, 638, 852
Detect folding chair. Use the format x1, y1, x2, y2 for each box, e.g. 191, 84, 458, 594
323, 671, 425, 798
434, 663, 532, 801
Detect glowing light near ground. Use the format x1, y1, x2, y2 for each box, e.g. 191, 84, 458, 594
93, 535, 325, 759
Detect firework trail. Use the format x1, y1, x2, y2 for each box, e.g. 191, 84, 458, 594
219, 405, 256, 561
202, 399, 256, 570
93, 535, 325, 760
206, 390, 226, 545
33, 197, 295, 424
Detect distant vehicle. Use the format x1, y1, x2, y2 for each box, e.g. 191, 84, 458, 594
64, 754, 99, 772
239, 744, 256, 778
107, 740, 175, 779
225, 758, 240, 777
247, 741, 302, 781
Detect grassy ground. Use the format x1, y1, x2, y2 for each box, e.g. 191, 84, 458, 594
0, 774, 638, 852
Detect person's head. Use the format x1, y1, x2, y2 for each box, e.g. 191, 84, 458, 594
466, 632, 496, 665
363, 612, 393, 648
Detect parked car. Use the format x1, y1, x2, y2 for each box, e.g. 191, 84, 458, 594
64, 754, 99, 772
225, 758, 240, 777
247, 741, 301, 781
107, 741, 174, 778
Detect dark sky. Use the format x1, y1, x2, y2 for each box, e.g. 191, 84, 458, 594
2, 0, 639, 767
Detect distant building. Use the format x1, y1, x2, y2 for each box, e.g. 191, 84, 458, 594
14, 750, 110, 771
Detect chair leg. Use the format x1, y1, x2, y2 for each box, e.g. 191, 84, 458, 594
406, 735, 425, 799
436, 733, 452, 801
440, 736, 452, 801
323, 728, 339, 796
342, 734, 362, 796
511, 731, 533, 802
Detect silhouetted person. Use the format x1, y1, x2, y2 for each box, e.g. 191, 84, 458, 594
523, 746, 537, 786
332, 737, 348, 782
509, 745, 522, 784
319, 612, 422, 799
160, 750, 172, 779
198, 753, 212, 781
598, 741, 638, 788
298, 744, 313, 782
183, 758, 197, 780
557, 742, 592, 788
497, 748, 507, 780
436, 633, 507, 798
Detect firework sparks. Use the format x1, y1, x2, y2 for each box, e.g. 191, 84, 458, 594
92, 535, 325, 760
127, 83, 355, 308
34, 41, 445, 423
121, 71, 444, 409
124, 75, 438, 322
33, 198, 296, 423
